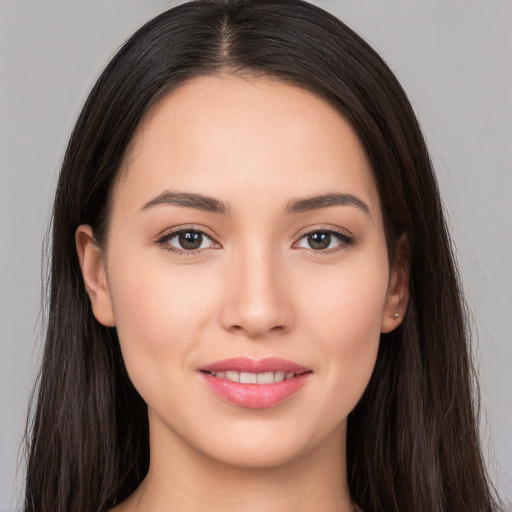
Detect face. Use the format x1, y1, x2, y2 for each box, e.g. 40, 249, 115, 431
77, 75, 407, 470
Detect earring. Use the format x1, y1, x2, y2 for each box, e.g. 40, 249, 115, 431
392, 313, 400, 319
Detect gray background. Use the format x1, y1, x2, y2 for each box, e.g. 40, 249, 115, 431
1, 1, 510, 510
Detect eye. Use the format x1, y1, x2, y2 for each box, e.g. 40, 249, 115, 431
294, 229, 354, 251
157, 228, 219, 253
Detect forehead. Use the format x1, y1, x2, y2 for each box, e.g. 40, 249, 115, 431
114, 74, 381, 219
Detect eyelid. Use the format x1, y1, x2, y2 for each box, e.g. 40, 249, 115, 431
154, 224, 355, 256
155, 225, 221, 255
292, 225, 355, 252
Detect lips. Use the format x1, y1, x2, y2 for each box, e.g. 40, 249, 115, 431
199, 357, 312, 408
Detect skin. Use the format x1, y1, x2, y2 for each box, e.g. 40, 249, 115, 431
76, 75, 408, 512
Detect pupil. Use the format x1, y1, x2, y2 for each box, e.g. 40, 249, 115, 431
179, 231, 202, 250
308, 232, 331, 250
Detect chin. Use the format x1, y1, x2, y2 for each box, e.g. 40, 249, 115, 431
192, 416, 344, 471
203, 438, 309, 470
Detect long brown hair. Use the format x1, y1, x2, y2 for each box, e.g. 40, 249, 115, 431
24, 1, 502, 511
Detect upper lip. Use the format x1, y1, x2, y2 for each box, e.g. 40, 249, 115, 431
200, 357, 310, 375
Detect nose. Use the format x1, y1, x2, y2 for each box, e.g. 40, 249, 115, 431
219, 245, 293, 339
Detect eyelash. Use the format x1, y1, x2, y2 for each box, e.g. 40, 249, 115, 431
293, 227, 355, 253
156, 226, 218, 256
155, 226, 355, 256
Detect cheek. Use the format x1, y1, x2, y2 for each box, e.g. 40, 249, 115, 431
106, 246, 219, 393
300, 251, 388, 337
296, 252, 388, 405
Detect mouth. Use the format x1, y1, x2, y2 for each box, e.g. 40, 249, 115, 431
200, 356, 310, 375
201, 369, 310, 384
199, 357, 312, 408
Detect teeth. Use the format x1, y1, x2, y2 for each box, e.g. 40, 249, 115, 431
225, 371, 238, 381
240, 371, 257, 383
210, 370, 297, 383
274, 371, 285, 382
256, 372, 275, 384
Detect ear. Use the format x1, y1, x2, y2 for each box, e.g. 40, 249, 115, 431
75, 225, 116, 327
381, 235, 410, 333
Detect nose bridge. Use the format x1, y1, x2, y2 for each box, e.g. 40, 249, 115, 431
220, 239, 292, 337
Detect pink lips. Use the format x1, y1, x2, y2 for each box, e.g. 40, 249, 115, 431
200, 357, 312, 409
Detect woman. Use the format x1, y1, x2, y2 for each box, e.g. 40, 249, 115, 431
23, 0, 502, 511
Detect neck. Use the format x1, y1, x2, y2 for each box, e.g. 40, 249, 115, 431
122, 412, 354, 512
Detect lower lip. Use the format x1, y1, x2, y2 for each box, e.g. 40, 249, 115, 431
201, 372, 311, 408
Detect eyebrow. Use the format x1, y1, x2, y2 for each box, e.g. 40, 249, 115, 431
139, 190, 370, 216
140, 191, 230, 215
284, 193, 370, 215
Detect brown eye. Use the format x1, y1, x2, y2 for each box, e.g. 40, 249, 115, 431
158, 229, 217, 253
178, 231, 203, 250
294, 229, 354, 252
307, 232, 331, 250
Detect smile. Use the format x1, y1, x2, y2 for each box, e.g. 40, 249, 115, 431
199, 357, 312, 408
204, 370, 305, 383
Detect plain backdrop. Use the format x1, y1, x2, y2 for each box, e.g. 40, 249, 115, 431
1, 1, 511, 510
